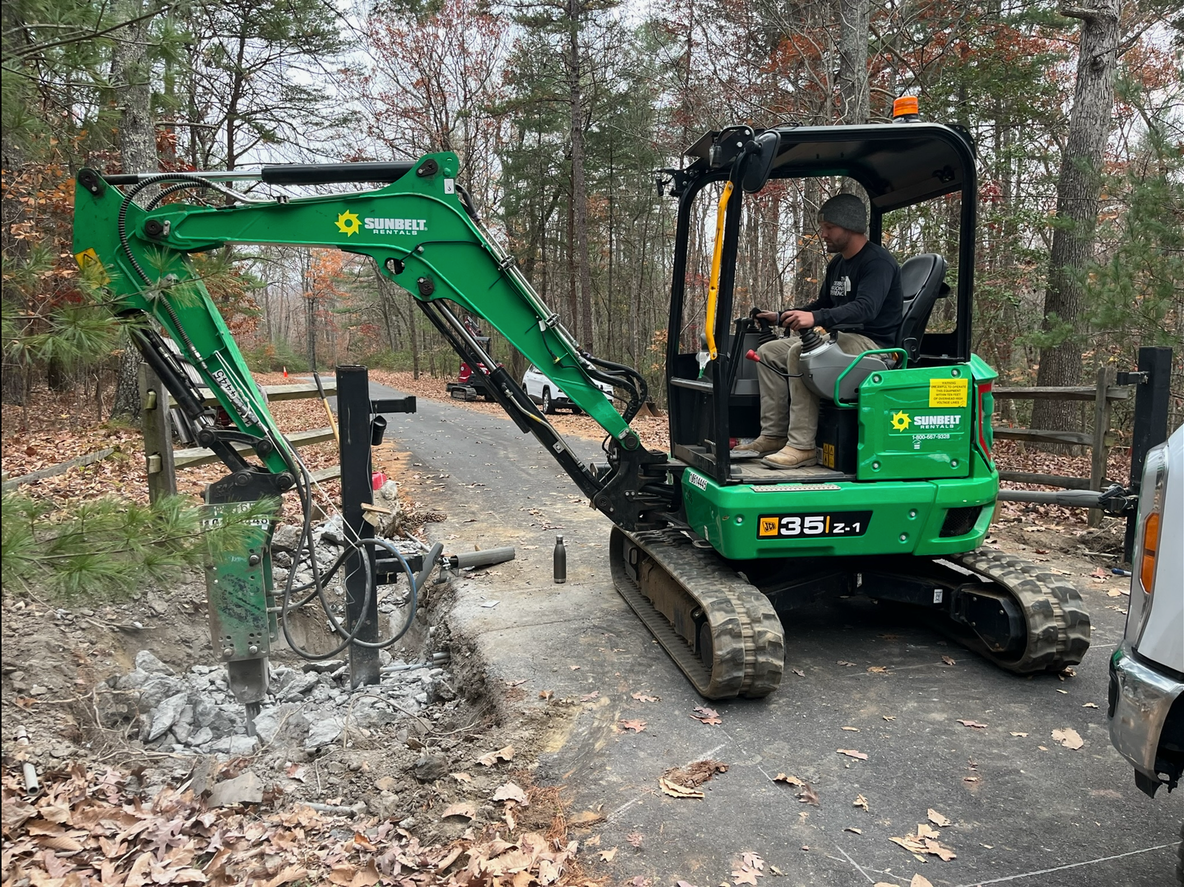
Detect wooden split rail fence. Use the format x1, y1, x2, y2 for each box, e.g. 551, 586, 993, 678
993, 365, 1127, 527
993, 346, 1174, 533
141, 366, 339, 503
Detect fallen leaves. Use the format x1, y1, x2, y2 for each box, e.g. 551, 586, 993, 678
853, 794, 869, 811
491, 782, 528, 806
941, 655, 957, 666
837, 749, 868, 761
690, 706, 722, 726
476, 745, 515, 766
927, 809, 951, 827
957, 719, 988, 729
664, 760, 728, 790
890, 821, 957, 862
631, 691, 660, 703
659, 778, 704, 799
2, 761, 576, 887
1052, 727, 1085, 750
661, 760, 728, 800
773, 773, 819, 805
618, 719, 647, 733
732, 851, 765, 885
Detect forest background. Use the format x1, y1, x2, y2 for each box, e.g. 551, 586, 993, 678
2, 0, 1182, 437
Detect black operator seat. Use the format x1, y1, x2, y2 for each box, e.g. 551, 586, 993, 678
897, 253, 949, 362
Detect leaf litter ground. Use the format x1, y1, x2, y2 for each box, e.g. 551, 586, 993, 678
1, 373, 1138, 884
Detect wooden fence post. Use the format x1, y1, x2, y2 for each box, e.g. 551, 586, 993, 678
1088, 365, 1115, 528
139, 364, 177, 503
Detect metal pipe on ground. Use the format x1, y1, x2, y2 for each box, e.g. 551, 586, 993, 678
448, 547, 515, 570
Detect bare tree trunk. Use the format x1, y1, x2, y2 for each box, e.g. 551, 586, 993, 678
836, 0, 870, 125
110, 0, 158, 423
566, 0, 594, 350
1031, 0, 1121, 438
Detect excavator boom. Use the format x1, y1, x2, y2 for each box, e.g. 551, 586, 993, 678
73, 155, 666, 528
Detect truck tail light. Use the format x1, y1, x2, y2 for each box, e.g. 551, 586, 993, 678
1129, 445, 1168, 645
1139, 511, 1159, 593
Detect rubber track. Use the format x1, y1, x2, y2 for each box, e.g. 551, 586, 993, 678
609, 527, 784, 699
950, 547, 1091, 673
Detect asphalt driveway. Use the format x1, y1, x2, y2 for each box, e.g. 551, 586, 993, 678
376, 379, 1181, 887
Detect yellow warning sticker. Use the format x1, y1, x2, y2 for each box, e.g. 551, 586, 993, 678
73, 248, 108, 283
758, 517, 780, 537
929, 378, 968, 409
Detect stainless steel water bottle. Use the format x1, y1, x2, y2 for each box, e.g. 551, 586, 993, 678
553, 535, 567, 584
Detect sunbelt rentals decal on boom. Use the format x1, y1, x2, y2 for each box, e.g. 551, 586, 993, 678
335, 211, 426, 237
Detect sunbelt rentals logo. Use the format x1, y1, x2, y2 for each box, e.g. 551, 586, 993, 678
890, 410, 962, 433
334, 211, 427, 237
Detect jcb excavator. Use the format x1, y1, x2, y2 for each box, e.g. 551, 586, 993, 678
73, 117, 1090, 704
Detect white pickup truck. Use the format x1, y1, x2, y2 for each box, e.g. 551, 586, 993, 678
1108, 421, 1183, 802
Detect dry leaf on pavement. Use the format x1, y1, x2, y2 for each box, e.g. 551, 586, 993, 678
837, 749, 868, 760
853, 794, 869, 811
664, 760, 728, 790
690, 706, 722, 725
889, 824, 957, 862
774, 773, 805, 787
927, 809, 951, 827
631, 691, 660, 702
1052, 727, 1084, 750
941, 655, 957, 666
911, 876, 935, 887
600, 847, 617, 862
659, 777, 705, 799
619, 719, 647, 733
957, 719, 987, 729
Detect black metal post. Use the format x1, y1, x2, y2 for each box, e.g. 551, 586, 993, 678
337, 365, 380, 688
1123, 347, 1173, 562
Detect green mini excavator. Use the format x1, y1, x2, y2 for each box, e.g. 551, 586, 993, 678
73, 119, 1090, 703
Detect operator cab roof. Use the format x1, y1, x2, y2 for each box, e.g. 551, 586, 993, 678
684, 123, 976, 212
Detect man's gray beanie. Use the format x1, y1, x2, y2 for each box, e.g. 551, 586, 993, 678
818, 194, 867, 234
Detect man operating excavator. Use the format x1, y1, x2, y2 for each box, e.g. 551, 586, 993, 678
734, 193, 905, 469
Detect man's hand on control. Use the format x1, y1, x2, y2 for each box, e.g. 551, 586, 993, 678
780, 309, 815, 330
754, 310, 780, 324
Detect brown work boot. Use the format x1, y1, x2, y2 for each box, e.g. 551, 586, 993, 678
733, 435, 788, 458
761, 445, 818, 469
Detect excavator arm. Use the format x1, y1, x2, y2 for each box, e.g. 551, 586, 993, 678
73, 154, 671, 528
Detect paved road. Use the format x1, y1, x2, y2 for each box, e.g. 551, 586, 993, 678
374, 380, 1181, 887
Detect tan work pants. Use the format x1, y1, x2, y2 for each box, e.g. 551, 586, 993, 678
755, 331, 880, 449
